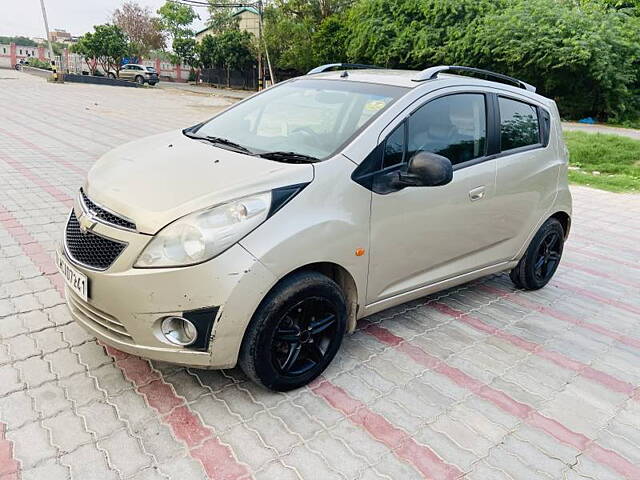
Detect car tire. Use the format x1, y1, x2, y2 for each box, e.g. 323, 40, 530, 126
509, 217, 564, 290
135, 75, 144, 85
239, 270, 347, 391
107, 72, 116, 79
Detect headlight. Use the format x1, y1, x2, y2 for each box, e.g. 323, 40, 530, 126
135, 192, 271, 268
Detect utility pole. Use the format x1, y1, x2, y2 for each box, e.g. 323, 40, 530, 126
257, 0, 262, 90
257, 0, 275, 86
39, 0, 58, 80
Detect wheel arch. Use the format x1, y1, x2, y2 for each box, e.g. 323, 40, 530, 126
271, 262, 359, 334
550, 210, 571, 238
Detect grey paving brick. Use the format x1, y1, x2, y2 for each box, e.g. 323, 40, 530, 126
19, 459, 69, 480
270, 400, 324, 441
6, 421, 57, 469
61, 443, 119, 480
255, 460, 300, 480
132, 416, 187, 461
307, 430, 368, 479
100, 429, 153, 477
43, 410, 93, 451
31, 382, 72, 418
0, 390, 38, 427
281, 445, 344, 480
219, 422, 276, 470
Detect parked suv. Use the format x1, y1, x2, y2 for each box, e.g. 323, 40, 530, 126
57, 65, 571, 391
109, 64, 159, 85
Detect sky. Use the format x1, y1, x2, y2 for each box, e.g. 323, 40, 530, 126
0, 0, 207, 38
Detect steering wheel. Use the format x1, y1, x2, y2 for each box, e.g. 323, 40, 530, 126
290, 127, 321, 147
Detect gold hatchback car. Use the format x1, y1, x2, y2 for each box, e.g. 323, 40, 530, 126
57, 65, 571, 391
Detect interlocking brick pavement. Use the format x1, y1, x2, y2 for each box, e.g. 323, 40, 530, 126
1, 70, 640, 479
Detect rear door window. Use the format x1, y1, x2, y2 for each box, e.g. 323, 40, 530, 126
498, 97, 540, 151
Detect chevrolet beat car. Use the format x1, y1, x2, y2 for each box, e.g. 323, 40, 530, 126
57, 65, 571, 391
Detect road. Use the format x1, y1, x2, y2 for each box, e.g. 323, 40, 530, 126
1, 70, 640, 480
562, 122, 640, 140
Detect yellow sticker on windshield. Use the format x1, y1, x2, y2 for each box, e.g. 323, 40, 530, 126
364, 100, 387, 112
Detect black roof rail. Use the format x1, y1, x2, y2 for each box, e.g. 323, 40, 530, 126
413, 65, 536, 92
307, 63, 383, 75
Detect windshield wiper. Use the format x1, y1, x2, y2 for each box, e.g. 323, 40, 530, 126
183, 130, 253, 155
257, 151, 319, 164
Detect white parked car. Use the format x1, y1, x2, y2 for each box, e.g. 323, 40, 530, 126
57, 65, 571, 391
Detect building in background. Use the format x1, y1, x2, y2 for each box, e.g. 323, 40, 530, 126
195, 7, 260, 42
49, 29, 70, 43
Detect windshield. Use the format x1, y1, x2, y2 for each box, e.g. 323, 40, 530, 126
194, 79, 408, 159
146, 66, 156, 72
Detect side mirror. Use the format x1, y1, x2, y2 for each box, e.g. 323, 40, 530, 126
397, 151, 453, 187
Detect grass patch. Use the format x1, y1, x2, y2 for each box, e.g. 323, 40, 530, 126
564, 131, 640, 193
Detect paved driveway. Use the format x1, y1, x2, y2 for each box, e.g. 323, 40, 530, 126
1, 71, 640, 480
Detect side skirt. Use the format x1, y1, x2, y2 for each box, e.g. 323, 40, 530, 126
359, 261, 518, 319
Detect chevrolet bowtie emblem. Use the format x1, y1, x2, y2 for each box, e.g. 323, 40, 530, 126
78, 211, 96, 234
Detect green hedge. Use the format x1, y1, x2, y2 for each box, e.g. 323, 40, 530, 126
265, 0, 640, 123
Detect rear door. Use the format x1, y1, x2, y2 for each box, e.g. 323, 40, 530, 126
492, 94, 558, 260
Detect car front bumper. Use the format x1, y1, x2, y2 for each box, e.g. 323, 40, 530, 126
59, 218, 276, 368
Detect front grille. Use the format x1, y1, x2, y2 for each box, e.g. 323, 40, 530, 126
80, 188, 136, 231
67, 290, 133, 342
65, 211, 127, 270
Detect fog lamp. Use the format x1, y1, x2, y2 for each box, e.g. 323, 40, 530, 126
161, 316, 198, 346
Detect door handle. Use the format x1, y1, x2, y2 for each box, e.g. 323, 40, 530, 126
469, 186, 486, 202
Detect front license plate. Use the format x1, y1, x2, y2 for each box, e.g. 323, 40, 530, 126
56, 250, 89, 301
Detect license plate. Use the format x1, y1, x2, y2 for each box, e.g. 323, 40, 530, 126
56, 250, 89, 301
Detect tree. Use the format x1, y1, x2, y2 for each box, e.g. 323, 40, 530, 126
312, 14, 349, 65
0, 36, 38, 46
173, 37, 199, 69
74, 24, 130, 77
157, 1, 199, 39
261, 0, 357, 72
452, 0, 640, 120
113, 1, 165, 58
71, 32, 100, 75
198, 29, 255, 86
94, 24, 131, 77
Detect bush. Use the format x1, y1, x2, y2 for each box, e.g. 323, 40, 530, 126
452, 0, 640, 121
264, 0, 640, 122
25, 58, 51, 70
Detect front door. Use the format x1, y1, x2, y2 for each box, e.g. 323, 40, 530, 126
119, 65, 133, 80
366, 92, 506, 303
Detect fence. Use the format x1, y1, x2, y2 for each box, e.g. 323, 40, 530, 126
200, 65, 258, 90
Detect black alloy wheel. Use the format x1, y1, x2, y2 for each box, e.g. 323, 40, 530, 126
272, 297, 338, 377
239, 271, 347, 391
533, 230, 562, 283
510, 217, 565, 290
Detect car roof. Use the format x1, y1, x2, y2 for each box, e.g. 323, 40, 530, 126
306, 69, 550, 105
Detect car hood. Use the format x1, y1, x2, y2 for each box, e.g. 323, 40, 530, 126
85, 130, 314, 234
